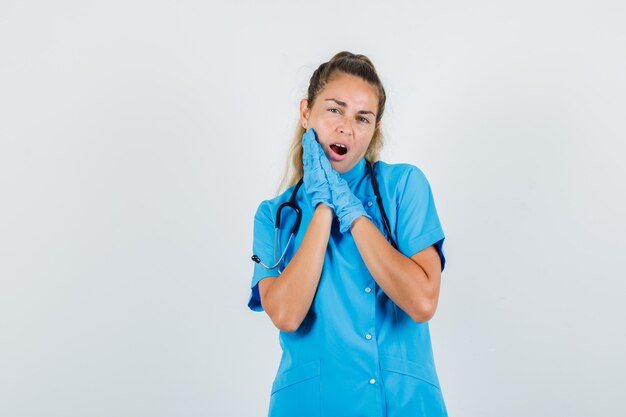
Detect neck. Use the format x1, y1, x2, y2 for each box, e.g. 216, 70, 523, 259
340, 157, 367, 186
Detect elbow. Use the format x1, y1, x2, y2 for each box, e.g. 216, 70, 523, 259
410, 311, 433, 324
262, 288, 304, 333
273, 316, 302, 333
277, 322, 300, 333
271, 310, 303, 333
408, 298, 437, 323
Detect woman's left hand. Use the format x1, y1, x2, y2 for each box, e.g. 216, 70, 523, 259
318, 154, 372, 233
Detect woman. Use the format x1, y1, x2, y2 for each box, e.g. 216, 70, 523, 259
248, 51, 448, 417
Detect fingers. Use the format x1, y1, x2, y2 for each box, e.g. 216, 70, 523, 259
301, 128, 321, 160
301, 128, 332, 208
318, 151, 341, 186
302, 127, 318, 143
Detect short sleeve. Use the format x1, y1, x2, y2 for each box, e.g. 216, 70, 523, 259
248, 200, 279, 312
395, 166, 446, 272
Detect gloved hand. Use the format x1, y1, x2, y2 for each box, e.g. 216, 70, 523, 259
301, 128, 334, 210
318, 153, 372, 233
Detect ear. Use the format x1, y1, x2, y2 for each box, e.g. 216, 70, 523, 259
299, 98, 310, 129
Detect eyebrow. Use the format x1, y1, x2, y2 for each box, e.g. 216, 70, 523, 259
324, 98, 376, 117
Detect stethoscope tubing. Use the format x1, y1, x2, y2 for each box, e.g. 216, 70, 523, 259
251, 160, 397, 272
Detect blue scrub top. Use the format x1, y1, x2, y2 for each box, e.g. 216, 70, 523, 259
248, 157, 448, 417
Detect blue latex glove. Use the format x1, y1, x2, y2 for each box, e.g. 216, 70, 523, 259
318, 153, 372, 233
301, 128, 334, 209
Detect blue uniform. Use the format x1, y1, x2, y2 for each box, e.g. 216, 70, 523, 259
248, 157, 448, 417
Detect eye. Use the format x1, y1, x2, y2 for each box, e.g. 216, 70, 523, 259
328, 108, 340, 114
359, 117, 370, 123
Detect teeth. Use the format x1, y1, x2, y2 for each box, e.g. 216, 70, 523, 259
332, 143, 346, 148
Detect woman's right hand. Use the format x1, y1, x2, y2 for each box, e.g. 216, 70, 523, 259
302, 128, 334, 210
257, 128, 334, 333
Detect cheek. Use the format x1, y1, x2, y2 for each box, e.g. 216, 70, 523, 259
358, 137, 375, 155
312, 109, 339, 128
316, 116, 335, 130
309, 120, 334, 142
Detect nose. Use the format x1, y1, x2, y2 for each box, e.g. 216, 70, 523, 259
338, 116, 354, 136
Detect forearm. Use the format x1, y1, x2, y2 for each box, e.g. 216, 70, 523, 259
263, 204, 333, 331
350, 216, 436, 322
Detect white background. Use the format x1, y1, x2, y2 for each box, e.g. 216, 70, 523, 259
1, 1, 625, 416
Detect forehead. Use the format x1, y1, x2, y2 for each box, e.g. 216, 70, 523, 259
318, 73, 379, 107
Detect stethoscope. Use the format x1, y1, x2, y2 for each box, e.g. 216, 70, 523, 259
251, 160, 397, 274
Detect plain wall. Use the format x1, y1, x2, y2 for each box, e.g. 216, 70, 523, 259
1, 1, 625, 416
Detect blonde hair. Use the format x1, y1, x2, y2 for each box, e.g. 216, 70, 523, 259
276, 51, 387, 195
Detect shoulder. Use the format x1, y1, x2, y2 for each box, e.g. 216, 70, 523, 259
372, 160, 430, 190
253, 185, 298, 221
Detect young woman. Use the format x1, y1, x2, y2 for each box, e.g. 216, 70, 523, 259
248, 51, 448, 417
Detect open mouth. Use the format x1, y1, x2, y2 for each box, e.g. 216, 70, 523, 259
330, 143, 348, 156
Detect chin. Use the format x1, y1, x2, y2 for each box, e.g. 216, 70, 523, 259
332, 162, 348, 174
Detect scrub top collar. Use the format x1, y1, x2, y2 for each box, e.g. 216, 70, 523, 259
339, 156, 367, 186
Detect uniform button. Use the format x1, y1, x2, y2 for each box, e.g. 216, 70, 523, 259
364, 287, 372, 293
365, 333, 372, 340
369, 378, 376, 385
367, 201, 373, 207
